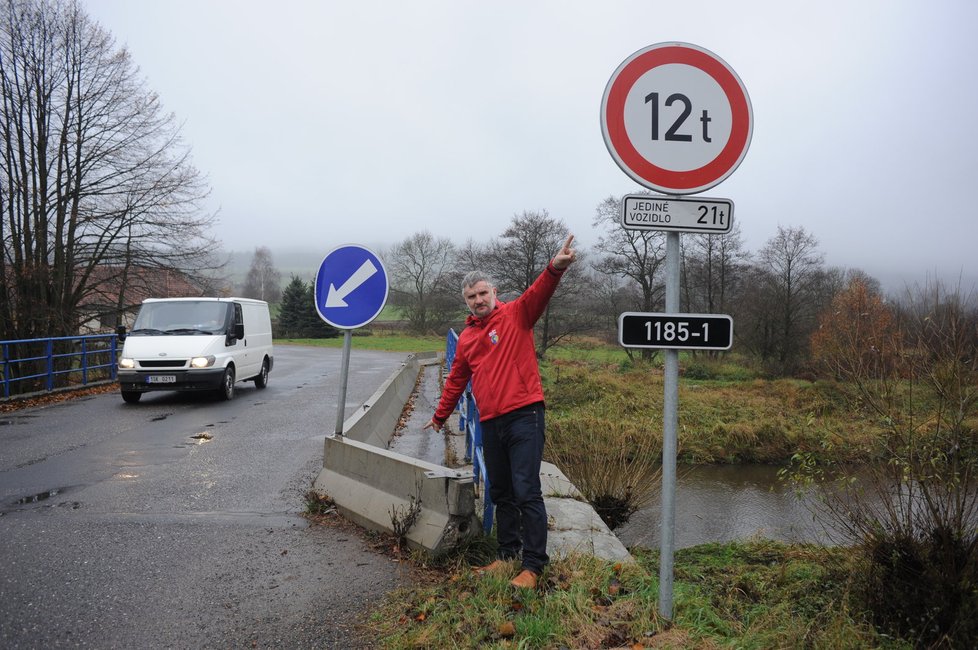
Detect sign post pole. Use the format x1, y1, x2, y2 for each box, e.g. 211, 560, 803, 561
659, 231, 680, 618
334, 329, 353, 435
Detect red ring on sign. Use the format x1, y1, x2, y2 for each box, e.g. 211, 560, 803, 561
604, 45, 751, 193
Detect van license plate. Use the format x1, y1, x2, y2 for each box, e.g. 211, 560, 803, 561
147, 375, 176, 384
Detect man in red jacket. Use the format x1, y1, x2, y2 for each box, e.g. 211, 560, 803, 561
424, 234, 577, 589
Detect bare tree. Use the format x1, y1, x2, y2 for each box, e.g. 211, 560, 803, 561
454, 238, 490, 276
681, 221, 749, 314
745, 225, 825, 372
589, 267, 642, 344
592, 195, 667, 311
486, 210, 565, 294
385, 230, 458, 334
680, 222, 751, 359
484, 210, 588, 357
242, 246, 281, 302
0, 0, 218, 340
592, 194, 667, 361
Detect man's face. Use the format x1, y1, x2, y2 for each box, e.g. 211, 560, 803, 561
463, 280, 496, 318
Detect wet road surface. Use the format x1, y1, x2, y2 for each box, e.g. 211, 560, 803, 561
0, 344, 415, 648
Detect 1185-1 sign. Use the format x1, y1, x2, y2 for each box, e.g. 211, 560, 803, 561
618, 312, 733, 350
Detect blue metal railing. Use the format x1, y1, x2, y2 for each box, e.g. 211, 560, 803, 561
445, 329, 494, 533
1, 334, 118, 399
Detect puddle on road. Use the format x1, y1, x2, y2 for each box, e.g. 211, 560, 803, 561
12, 486, 78, 509
15, 487, 64, 504
0, 414, 39, 425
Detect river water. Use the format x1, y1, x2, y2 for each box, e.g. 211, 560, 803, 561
615, 464, 844, 550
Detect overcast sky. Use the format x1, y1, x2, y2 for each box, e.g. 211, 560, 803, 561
84, 0, 978, 292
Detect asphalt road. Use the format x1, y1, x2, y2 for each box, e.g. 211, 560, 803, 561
0, 344, 415, 649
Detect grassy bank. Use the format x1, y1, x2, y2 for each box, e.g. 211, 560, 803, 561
543, 355, 884, 465
369, 539, 902, 649
295, 335, 970, 647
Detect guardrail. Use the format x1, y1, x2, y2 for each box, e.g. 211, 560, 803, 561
1, 334, 118, 399
446, 329, 494, 533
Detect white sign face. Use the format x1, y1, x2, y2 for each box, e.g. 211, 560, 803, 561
624, 65, 733, 173
620, 194, 733, 234
601, 42, 753, 195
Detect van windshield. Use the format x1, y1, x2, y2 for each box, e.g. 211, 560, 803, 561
131, 301, 229, 335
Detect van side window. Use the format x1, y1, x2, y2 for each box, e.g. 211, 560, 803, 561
233, 303, 244, 338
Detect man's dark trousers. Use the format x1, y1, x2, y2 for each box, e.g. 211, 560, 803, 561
482, 402, 549, 574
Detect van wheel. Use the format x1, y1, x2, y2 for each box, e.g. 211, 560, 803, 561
219, 366, 235, 401
254, 359, 269, 389
121, 390, 141, 404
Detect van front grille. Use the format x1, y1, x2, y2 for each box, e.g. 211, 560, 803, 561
139, 360, 187, 368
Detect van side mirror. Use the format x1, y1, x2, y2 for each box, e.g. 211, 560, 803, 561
234, 323, 245, 340
116, 325, 127, 342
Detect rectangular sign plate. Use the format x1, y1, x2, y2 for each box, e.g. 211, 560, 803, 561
620, 194, 734, 234
618, 312, 733, 350
146, 375, 177, 384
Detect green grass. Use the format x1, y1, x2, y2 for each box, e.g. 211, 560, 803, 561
543, 358, 880, 464
277, 333, 890, 465
542, 338, 760, 378
275, 330, 444, 353
369, 540, 904, 649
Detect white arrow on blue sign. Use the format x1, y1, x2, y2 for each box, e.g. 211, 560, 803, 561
314, 244, 389, 329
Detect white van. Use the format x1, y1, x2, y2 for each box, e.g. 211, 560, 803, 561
116, 297, 274, 404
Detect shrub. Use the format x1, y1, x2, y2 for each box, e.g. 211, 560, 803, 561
801, 279, 978, 645
862, 528, 978, 646
547, 415, 661, 529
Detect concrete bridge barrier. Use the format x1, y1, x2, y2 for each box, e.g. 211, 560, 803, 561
313, 352, 479, 555
313, 349, 632, 563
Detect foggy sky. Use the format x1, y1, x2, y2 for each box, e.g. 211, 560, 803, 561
84, 0, 978, 292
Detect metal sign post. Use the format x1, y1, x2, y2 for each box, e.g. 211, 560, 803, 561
334, 330, 353, 435
660, 231, 681, 617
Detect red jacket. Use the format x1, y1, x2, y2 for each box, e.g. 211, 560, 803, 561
433, 263, 565, 424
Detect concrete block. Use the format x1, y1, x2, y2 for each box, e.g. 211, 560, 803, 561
341, 351, 439, 448
315, 435, 478, 556
545, 496, 634, 563
540, 462, 583, 499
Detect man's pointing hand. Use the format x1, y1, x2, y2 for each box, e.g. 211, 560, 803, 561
552, 234, 577, 270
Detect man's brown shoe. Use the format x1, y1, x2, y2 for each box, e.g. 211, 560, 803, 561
473, 559, 509, 575
509, 569, 538, 589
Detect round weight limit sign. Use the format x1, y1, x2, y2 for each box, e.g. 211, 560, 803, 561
601, 42, 753, 195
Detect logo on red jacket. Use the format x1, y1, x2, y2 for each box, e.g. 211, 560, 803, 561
488, 329, 499, 345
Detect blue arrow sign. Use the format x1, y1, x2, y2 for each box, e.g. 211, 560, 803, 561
314, 245, 389, 329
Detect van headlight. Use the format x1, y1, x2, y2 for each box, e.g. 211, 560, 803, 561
119, 358, 135, 369
190, 355, 216, 368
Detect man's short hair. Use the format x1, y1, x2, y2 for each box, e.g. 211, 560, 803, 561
461, 271, 494, 293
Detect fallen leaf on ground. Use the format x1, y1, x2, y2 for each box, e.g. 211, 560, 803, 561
498, 621, 516, 637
